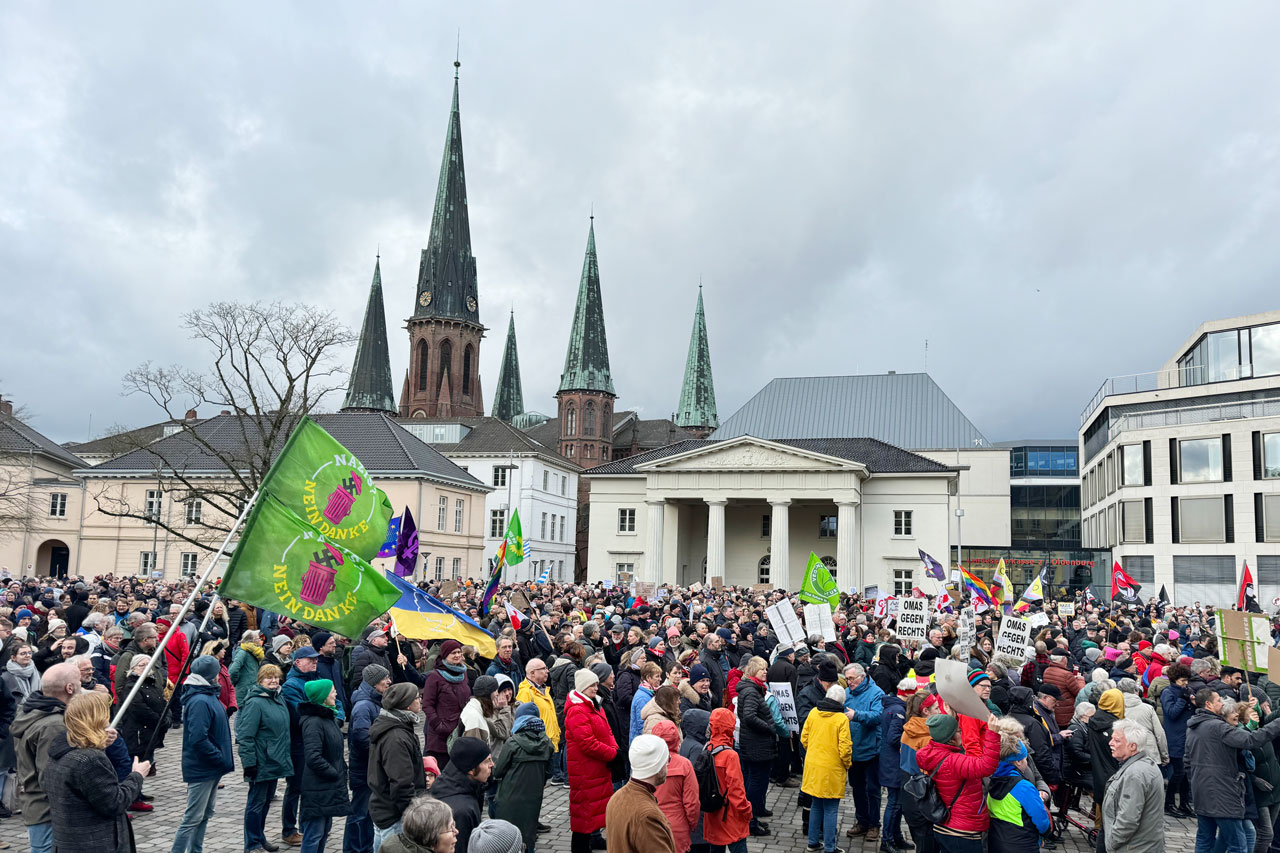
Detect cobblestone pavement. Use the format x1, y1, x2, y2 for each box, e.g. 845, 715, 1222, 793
0, 747, 1200, 853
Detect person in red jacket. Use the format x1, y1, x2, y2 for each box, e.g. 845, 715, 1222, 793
565, 667, 618, 853
915, 713, 1001, 853
651, 720, 700, 853
704, 707, 753, 853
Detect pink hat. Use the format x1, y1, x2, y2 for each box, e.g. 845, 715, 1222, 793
1103, 647, 1123, 662
1168, 630, 1179, 641
666, 626, 680, 640
423, 756, 441, 777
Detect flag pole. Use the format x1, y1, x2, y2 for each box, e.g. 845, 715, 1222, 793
111, 489, 260, 728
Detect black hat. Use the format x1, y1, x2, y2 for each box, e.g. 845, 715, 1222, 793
817, 659, 840, 683
1036, 683, 1062, 699
449, 736, 492, 774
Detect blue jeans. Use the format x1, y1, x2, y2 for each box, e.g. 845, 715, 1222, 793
373, 821, 402, 853
345, 780, 373, 853
1198, 816, 1251, 853
552, 745, 568, 783
27, 823, 53, 853
301, 815, 332, 853
244, 778, 278, 851
884, 785, 902, 842
808, 797, 840, 853
171, 779, 219, 853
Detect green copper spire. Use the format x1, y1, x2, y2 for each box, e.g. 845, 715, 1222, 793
342, 257, 397, 414
492, 311, 524, 422
559, 218, 615, 395
674, 287, 718, 433
412, 61, 480, 325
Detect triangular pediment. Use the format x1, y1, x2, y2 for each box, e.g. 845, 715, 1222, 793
636, 436, 862, 472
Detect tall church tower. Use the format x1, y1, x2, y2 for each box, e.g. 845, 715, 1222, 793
341, 256, 398, 415
400, 61, 485, 418
491, 311, 524, 423
556, 218, 616, 465
673, 286, 719, 437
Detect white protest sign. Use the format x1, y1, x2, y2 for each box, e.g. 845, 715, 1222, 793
956, 607, 976, 651
766, 600, 806, 647
994, 616, 1032, 666
804, 603, 837, 644
897, 597, 929, 644
768, 682, 800, 733
889, 597, 901, 617
1057, 601, 1075, 617
1028, 612, 1050, 630
935, 658, 991, 721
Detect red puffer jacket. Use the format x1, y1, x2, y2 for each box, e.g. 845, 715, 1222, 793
915, 727, 1000, 833
565, 689, 618, 834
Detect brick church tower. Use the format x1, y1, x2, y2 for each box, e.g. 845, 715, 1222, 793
400, 62, 485, 418
556, 218, 615, 466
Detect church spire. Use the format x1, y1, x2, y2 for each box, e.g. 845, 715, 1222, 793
674, 286, 719, 437
559, 218, 615, 395
492, 311, 524, 422
342, 257, 397, 415
412, 59, 479, 326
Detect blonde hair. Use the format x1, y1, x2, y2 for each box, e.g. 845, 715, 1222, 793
258, 664, 283, 683
65, 691, 111, 750
742, 656, 768, 679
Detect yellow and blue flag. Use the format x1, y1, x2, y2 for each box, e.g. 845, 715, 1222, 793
383, 570, 496, 657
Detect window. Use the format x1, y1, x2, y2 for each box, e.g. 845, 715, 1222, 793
758, 555, 770, 585
1265, 433, 1280, 478
452, 557, 461, 579
584, 401, 597, 436
761, 514, 771, 538
454, 499, 464, 533
180, 552, 199, 578
565, 405, 577, 436
618, 508, 636, 533
48, 493, 67, 518
140, 551, 157, 573
1180, 496, 1226, 543
561, 476, 567, 496
561, 515, 567, 542
438, 496, 448, 531
550, 515, 557, 541
821, 555, 837, 581
1253, 324, 1280, 377
1180, 438, 1224, 483
493, 466, 508, 487
438, 339, 452, 395
893, 568, 913, 597
1122, 444, 1143, 486
185, 499, 202, 525
144, 489, 162, 522
543, 471, 549, 491
416, 340, 429, 392
541, 512, 548, 539
1121, 500, 1145, 544
462, 345, 473, 395
818, 514, 837, 538
435, 556, 445, 581
557, 560, 564, 580
565, 445, 574, 458
1263, 494, 1280, 542
893, 510, 913, 536
490, 509, 506, 539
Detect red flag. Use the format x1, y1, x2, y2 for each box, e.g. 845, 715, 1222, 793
1239, 562, 1262, 612
504, 600, 526, 630
1110, 561, 1141, 604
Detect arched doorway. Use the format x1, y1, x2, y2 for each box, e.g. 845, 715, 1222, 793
35, 539, 69, 578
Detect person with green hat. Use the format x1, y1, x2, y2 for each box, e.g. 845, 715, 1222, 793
298, 678, 350, 853
914, 712, 1001, 853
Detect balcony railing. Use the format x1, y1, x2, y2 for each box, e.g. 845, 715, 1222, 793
1107, 396, 1280, 441
1080, 364, 1258, 425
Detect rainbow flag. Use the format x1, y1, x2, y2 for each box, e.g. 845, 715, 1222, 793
481, 510, 524, 614
960, 566, 996, 609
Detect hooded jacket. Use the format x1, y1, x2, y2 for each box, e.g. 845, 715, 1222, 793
653, 721, 700, 853
179, 678, 234, 782
987, 756, 1051, 852
845, 676, 885, 762
13, 692, 67, 827
1087, 689, 1124, 796
368, 709, 427, 829
430, 760, 486, 853
493, 722, 553, 851
1160, 682, 1193, 758
348, 681, 383, 786
879, 693, 908, 787
348, 638, 392, 693
678, 680, 714, 715
1185, 710, 1280, 818
565, 689, 618, 834
915, 727, 1001, 834
703, 708, 752, 845
1007, 686, 1061, 785
800, 697, 853, 799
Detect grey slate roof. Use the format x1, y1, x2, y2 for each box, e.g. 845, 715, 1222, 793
342, 258, 397, 414
558, 220, 614, 394
583, 436, 955, 476
491, 313, 524, 423
66, 418, 202, 458
712, 374, 989, 449
81, 412, 486, 490
403, 416, 580, 470
0, 415, 85, 468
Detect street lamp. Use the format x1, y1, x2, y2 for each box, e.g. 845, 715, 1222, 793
954, 508, 965, 576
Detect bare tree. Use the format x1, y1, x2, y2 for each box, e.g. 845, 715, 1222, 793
90, 301, 354, 551
0, 387, 38, 542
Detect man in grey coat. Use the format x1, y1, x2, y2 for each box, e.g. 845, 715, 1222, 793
1102, 719, 1165, 853
1185, 689, 1280, 853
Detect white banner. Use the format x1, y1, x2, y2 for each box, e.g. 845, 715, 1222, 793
768, 681, 799, 733
1057, 602, 1075, 617
765, 600, 806, 647
897, 597, 929, 644
956, 607, 976, 651
804, 603, 837, 644
994, 616, 1032, 666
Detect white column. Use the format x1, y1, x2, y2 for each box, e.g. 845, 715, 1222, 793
646, 499, 665, 587
706, 499, 727, 585
836, 500, 858, 594
769, 499, 791, 589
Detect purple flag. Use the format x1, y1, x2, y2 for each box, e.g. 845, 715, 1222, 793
919, 549, 946, 581
394, 507, 418, 577
376, 515, 402, 559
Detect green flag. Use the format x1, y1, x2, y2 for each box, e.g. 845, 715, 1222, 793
496, 509, 524, 568
221, 495, 402, 636
799, 552, 839, 610
259, 417, 393, 560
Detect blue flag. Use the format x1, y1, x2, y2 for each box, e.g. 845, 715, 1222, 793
384, 570, 496, 657
376, 515, 402, 559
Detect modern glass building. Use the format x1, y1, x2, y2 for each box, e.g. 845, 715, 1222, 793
997, 441, 1082, 550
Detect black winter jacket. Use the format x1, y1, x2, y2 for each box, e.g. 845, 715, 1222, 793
1186, 710, 1280, 818
1007, 687, 1061, 785
735, 678, 778, 763
298, 703, 351, 820
43, 731, 143, 853
431, 761, 486, 853
368, 710, 427, 829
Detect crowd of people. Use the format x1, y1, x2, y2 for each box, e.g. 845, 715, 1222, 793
0, 571, 1276, 853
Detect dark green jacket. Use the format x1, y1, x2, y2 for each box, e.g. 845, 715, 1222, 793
235, 684, 293, 781
494, 726, 553, 851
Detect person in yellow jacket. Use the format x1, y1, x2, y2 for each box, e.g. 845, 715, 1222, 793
516, 657, 561, 749
801, 684, 854, 853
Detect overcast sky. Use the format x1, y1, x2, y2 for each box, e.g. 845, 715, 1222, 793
5, 4, 1280, 447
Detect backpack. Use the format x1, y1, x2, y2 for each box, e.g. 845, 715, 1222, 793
695, 745, 730, 813
900, 754, 966, 826
763, 689, 791, 737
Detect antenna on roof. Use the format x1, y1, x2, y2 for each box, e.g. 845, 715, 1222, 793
924, 339, 928, 372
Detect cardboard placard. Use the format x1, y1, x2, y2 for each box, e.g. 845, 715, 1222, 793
510, 588, 532, 611
956, 607, 976, 651
1058, 602, 1075, 617
438, 579, 459, 598
994, 616, 1032, 666
768, 682, 800, 733
897, 597, 930, 644
766, 600, 806, 647
689, 582, 703, 594
711, 577, 724, 588
1217, 609, 1273, 672
634, 581, 656, 600
935, 658, 993, 720
656, 588, 668, 601
753, 583, 775, 592
804, 603, 837, 644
